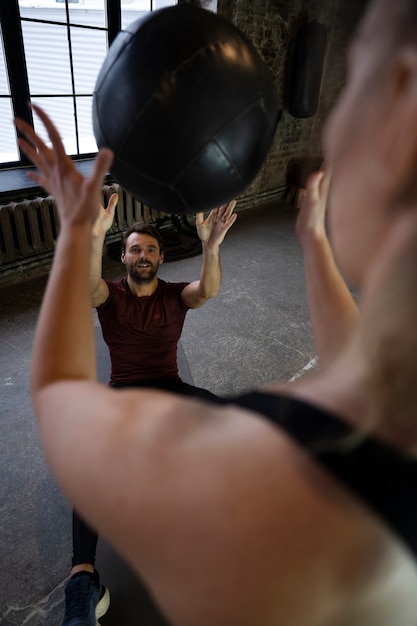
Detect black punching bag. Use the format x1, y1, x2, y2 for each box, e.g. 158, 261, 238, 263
289, 22, 327, 118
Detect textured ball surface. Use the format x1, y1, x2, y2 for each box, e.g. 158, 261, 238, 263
93, 4, 281, 214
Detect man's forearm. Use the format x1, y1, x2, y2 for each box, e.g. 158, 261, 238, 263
89, 234, 105, 297
198, 243, 222, 299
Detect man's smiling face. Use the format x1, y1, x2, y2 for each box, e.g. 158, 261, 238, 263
121, 232, 164, 284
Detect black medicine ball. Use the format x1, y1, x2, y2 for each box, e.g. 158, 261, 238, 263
93, 4, 281, 214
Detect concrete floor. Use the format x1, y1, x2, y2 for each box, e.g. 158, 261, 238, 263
0, 202, 317, 626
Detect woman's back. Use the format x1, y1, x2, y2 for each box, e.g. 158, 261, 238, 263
47, 386, 417, 626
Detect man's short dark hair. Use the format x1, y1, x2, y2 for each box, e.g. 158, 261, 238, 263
121, 223, 164, 254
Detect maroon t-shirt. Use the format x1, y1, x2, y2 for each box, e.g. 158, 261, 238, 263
97, 278, 190, 385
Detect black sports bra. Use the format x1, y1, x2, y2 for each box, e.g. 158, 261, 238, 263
215, 391, 417, 558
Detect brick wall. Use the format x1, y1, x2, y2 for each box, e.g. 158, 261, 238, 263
198, 0, 368, 203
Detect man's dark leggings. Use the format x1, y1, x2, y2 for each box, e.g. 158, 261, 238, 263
72, 510, 98, 567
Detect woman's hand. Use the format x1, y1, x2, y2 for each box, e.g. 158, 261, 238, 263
296, 168, 331, 243
14, 103, 113, 229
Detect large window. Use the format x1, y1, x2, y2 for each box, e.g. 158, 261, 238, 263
0, 0, 176, 168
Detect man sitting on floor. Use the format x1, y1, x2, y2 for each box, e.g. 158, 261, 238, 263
63, 195, 237, 626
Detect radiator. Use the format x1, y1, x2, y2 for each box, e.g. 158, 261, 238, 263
0, 183, 286, 285
0, 184, 164, 285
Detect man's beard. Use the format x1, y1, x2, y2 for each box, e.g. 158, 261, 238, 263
127, 262, 159, 284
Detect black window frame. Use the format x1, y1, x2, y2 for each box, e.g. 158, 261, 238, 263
0, 0, 122, 169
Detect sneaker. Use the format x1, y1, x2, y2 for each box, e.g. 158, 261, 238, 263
61, 570, 110, 626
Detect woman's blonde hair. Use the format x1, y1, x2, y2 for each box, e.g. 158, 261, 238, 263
362, 211, 417, 451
